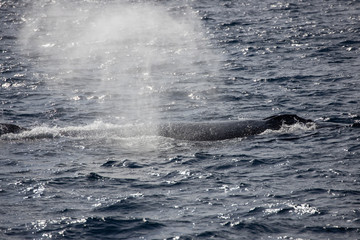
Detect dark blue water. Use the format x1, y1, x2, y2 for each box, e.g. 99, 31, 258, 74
1, 0, 360, 239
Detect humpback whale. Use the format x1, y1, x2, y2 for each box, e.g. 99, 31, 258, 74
0, 123, 27, 136
0, 114, 313, 141
157, 114, 313, 141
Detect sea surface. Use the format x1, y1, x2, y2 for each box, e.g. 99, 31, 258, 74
1, 0, 360, 239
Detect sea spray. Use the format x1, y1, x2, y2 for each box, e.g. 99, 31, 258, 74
19, 0, 220, 128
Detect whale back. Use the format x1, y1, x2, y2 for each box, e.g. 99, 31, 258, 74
158, 114, 312, 141
158, 120, 266, 141
0, 123, 25, 136
0, 114, 313, 140
263, 114, 312, 130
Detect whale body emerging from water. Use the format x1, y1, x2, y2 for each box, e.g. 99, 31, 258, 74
0, 123, 27, 136
0, 114, 313, 141
157, 114, 313, 141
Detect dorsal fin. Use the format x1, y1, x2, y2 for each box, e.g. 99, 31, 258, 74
263, 114, 312, 130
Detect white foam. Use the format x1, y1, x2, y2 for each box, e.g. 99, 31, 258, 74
0, 121, 157, 141
261, 122, 316, 135
264, 202, 320, 216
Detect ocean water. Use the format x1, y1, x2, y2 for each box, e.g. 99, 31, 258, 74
1, 0, 360, 239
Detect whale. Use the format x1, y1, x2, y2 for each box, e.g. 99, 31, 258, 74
0, 114, 313, 140
0, 123, 27, 136
157, 114, 313, 141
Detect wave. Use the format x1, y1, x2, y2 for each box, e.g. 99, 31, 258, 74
6, 216, 165, 240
